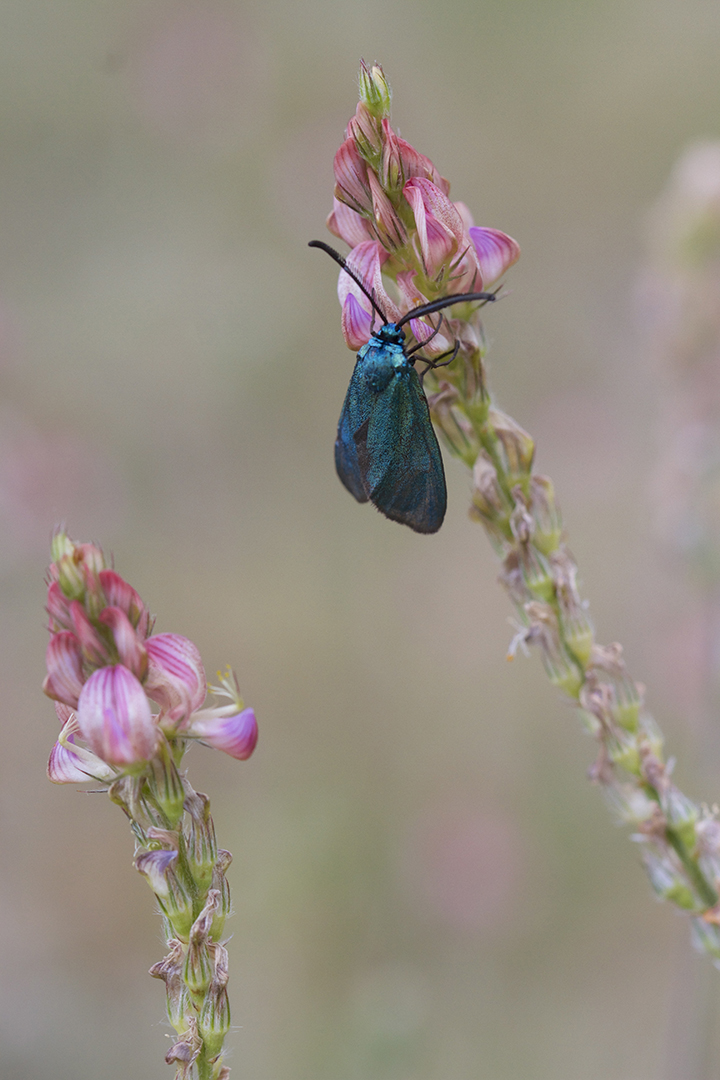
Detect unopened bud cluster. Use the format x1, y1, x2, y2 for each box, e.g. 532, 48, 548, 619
325, 68, 720, 962
43, 533, 258, 1078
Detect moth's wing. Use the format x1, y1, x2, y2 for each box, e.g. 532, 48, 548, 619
334, 359, 370, 504
359, 366, 447, 534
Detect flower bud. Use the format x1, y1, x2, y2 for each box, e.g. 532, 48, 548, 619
333, 137, 373, 217
77, 665, 159, 768
211, 941, 229, 989
358, 60, 391, 119
347, 101, 383, 163
209, 851, 232, 941
603, 781, 658, 827
380, 119, 403, 192
606, 727, 641, 776
43, 631, 85, 708
185, 791, 218, 889
488, 408, 535, 481
529, 476, 562, 555
183, 935, 214, 997
165, 1017, 202, 1069
98, 569, 151, 638
638, 714, 665, 762
149, 941, 189, 1031
368, 171, 407, 249
663, 786, 700, 850
524, 601, 583, 698
146, 738, 186, 827
50, 530, 75, 567
587, 644, 642, 733
644, 851, 696, 910
98, 606, 148, 680
517, 544, 554, 603
198, 985, 231, 1060
136, 849, 195, 941
427, 384, 479, 464
550, 550, 594, 669
69, 600, 111, 667
144, 633, 206, 727
46, 581, 73, 632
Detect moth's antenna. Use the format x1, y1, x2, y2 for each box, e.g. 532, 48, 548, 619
396, 289, 496, 330
309, 240, 388, 324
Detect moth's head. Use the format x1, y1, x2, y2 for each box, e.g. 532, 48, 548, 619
372, 322, 405, 347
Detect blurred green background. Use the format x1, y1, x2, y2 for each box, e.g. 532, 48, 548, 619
3, 1, 720, 1077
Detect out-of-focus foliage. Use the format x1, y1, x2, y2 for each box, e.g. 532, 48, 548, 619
4, 1, 720, 1078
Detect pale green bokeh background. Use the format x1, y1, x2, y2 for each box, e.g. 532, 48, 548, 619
2, 1, 720, 1078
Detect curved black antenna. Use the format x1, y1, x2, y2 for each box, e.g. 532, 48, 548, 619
417, 340, 461, 385
308, 240, 388, 325
396, 289, 496, 330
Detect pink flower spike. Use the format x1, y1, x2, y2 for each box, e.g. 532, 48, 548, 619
98, 569, 151, 638
468, 227, 520, 287
342, 293, 374, 350
43, 631, 85, 708
144, 633, 206, 725
327, 197, 374, 248
77, 665, 158, 767
70, 600, 111, 666
99, 606, 148, 681
333, 137, 373, 216
190, 707, 258, 761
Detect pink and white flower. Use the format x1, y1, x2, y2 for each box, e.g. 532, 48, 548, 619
47, 708, 117, 783
338, 241, 398, 349
77, 664, 159, 767
468, 226, 520, 288
189, 707, 258, 760
144, 632, 207, 726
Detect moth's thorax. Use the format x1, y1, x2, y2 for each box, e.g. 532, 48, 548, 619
357, 327, 410, 393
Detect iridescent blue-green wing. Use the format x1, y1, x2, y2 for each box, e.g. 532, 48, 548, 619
359, 366, 447, 534
334, 358, 370, 504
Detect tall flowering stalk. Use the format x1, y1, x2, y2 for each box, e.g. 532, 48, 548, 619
43, 532, 258, 1080
322, 63, 720, 960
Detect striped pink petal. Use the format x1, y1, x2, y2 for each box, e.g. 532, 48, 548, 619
99, 569, 151, 638
77, 665, 158, 767
468, 227, 520, 287
70, 600, 111, 666
43, 631, 85, 708
326, 198, 374, 248
190, 707, 258, 760
99, 606, 148, 680
144, 633, 206, 722
341, 293, 374, 350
